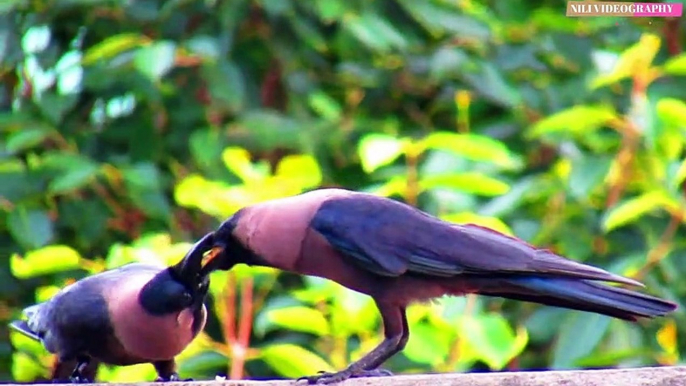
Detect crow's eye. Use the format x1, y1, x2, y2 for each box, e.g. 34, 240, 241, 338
182, 291, 192, 303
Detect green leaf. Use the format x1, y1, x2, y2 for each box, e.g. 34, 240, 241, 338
291, 17, 328, 52
129, 190, 172, 221
134, 40, 176, 81
602, 190, 679, 232
656, 98, 686, 128
98, 362, 157, 383
673, 158, 686, 189
368, 175, 408, 197
657, 124, 685, 162
10, 245, 82, 279
260, 344, 334, 378
5, 128, 50, 154
314, 0, 345, 21
41, 152, 94, 170
11, 352, 47, 383
331, 290, 379, 336
430, 47, 468, 81
663, 53, 686, 75
35, 285, 61, 303
41, 153, 100, 193
183, 35, 221, 61
174, 174, 241, 218
178, 351, 229, 377
105, 244, 137, 270
308, 90, 342, 121
221, 147, 267, 182
189, 128, 226, 172
404, 322, 453, 365
202, 60, 245, 112
275, 154, 323, 189
574, 348, 651, 368
343, 13, 408, 52
552, 312, 611, 369
263, 306, 330, 336
260, 0, 292, 17
0, 168, 37, 203
357, 134, 405, 173
420, 173, 510, 196
81, 33, 150, 65
121, 162, 162, 190
568, 155, 612, 199
48, 162, 100, 194
0, 0, 29, 13
525, 307, 568, 344
577, 320, 647, 367
7, 208, 54, 249
591, 33, 661, 89
10, 327, 45, 354
458, 314, 529, 370
421, 132, 520, 169
235, 110, 301, 149
57, 199, 109, 247
397, 0, 491, 40
528, 105, 617, 138
37, 93, 79, 125
0, 113, 43, 131
462, 62, 522, 108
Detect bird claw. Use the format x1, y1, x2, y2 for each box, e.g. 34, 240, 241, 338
67, 375, 91, 384
155, 373, 192, 382
353, 369, 393, 378
296, 368, 393, 384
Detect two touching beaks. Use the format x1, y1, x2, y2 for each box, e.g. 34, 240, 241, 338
180, 231, 226, 281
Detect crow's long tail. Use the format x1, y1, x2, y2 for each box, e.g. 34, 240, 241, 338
475, 276, 676, 321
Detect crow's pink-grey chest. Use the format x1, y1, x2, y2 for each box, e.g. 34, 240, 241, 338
105, 273, 207, 361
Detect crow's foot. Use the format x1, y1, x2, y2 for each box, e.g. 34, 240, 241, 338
67, 375, 91, 384
155, 373, 193, 382
297, 368, 393, 384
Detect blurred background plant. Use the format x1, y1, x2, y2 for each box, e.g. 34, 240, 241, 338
1, 0, 686, 382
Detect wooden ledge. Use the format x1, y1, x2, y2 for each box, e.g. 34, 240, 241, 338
44, 366, 686, 386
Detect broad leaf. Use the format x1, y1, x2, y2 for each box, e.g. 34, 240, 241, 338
662, 53, 686, 75
260, 344, 334, 378
602, 190, 680, 232
7, 208, 54, 249
81, 33, 150, 65
357, 134, 405, 173
134, 40, 176, 81
420, 173, 510, 196
421, 132, 520, 169
552, 312, 611, 369
10, 245, 81, 279
263, 306, 330, 336
458, 314, 529, 370
528, 105, 617, 138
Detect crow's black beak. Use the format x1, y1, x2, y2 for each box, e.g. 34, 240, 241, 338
198, 241, 226, 276
172, 232, 216, 288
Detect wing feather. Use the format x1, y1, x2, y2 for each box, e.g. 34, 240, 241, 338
310, 194, 641, 287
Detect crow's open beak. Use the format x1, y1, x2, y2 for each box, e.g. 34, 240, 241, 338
201, 246, 224, 270
172, 232, 215, 286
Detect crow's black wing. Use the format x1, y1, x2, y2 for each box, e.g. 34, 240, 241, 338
310, 194, 640, 286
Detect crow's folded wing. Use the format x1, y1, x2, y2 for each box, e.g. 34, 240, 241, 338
310, 194, 641, 286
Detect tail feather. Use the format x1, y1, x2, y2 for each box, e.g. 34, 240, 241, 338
477, 277, 677, 321
9, 320, 42, 341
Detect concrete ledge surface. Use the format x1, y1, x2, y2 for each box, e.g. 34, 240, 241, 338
46, 366, 686, 386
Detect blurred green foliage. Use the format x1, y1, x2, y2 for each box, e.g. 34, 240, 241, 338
1, 0, 686, 382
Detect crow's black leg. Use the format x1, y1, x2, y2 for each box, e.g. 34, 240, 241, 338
68, 356, 92, 384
